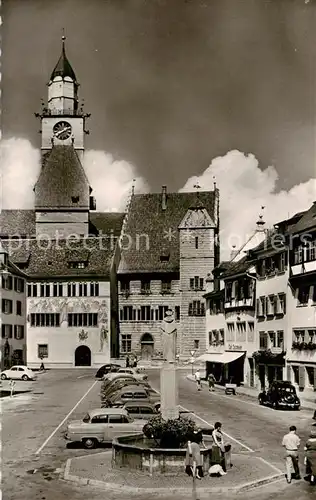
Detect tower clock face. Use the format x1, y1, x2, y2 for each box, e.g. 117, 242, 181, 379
53, 121, 72, 140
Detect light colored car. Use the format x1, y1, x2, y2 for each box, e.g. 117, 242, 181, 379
64, 407, 145, 449
117, 367, 148, 381
105, 384, 160, 407
0, 365, 36, 381
112, 401, 160, 420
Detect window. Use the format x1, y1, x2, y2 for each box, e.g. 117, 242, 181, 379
108, 414, 129, 423
14, 325, 24, 339
293, 329, 304, 343
30, 313, 60, 327
194, 339, 199, 349
269, 331, 276, 348
1, 324, 13, 338
38, 344, 48, 358
248, 322, 254, 332
120, 306, 135, 321
53, 283, 63, 297
190, 276, 204, 290
16, 301, 22, 316
292, 366, 299, 385
90, 282, 99, 296
40, 283, 50, 297
14, 277, 24, 293
313, 286, 316, 304
225, 282, 232, 302
175, 306, 180, 321
236, 322, 246, 334
158, 305, 169, 320
2, 299, 13, 314
121, 392, 133, 400
277, 294, 286, 315
161, 279, 171, 293
195, 236, 199, 249
140, 406, 154, 415
2, 275, 12, 290
91, 415, 108, 424
294, 246, 303, 265
78, 283, 88, 297
160, 254, 170, 262
227, 323, 234, 332
120, 280, 130, 293
277, 331, 284, 349
121, 334, 132, 353
141, 280, 151, 294
266, 296, 275, 316
32, 284, 37, 297
306, 240, 316, 262
68, 283, 77, 297
68, 313, 98, 327
259, 332, 268, 349
140, 306, 151, 321
279, 252, 286, 272
134, 391, 147, 399
297, 286, 309, 305
308, 330, 316, 343
188, 300, 205, 316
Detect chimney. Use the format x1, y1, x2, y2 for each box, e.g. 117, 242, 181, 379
162, 185, 167, 210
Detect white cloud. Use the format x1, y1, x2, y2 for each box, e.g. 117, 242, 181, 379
0, 138, 149, 212
180, 150, 316, 259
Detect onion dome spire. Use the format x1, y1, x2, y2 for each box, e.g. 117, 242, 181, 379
50, 32, 77, 82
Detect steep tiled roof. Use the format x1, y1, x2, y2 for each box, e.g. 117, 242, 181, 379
34, 146, 90, 209
218, 256, 253, 279
0, 209, 125, 239
0, 210, 36, 238
288, 202, 316, 235
50, 41, 77, 82
2, 237, 115, 279
89, 212, 125, 237
119, 191, 216, 273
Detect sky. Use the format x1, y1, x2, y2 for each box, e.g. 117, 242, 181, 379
1, 0, 316, 256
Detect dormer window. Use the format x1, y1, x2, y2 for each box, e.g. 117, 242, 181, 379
71, 196, 80, 203
160, 254, 170, 262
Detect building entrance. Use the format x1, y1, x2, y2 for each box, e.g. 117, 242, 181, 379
75, 345, 91, 366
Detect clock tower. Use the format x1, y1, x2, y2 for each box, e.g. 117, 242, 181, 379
38, 35, 90, 162
34, 36, 94, 238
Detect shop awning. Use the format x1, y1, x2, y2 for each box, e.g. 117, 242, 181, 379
196, 351, 245, 364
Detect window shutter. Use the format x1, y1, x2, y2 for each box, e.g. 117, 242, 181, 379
265, 297, 269, 314
190, 278, 194, 289
283, 295, 286, 314
313, 368, 316, 390
273, 295, 278, 315
200, 278, 203, 290
304, 330, 309, 343
298, 365, 305, 389
256, 299, 260, 315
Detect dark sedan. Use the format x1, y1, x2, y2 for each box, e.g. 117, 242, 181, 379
95, 363, 121, 379
258, 380, 300, 410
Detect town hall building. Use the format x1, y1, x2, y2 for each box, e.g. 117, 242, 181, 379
1, 37, 220, 366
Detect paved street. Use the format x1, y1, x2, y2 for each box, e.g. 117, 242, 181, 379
2, 368, 315, 500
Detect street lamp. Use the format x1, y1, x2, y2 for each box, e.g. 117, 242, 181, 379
190, 350, 195, 375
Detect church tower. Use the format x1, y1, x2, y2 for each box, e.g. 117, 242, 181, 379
34, 35, 95, 238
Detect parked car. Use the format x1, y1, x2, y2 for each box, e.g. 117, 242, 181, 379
112, 401, 161, 420
102, 372, 136, 383
64, 407, 145, 449
95, 363, 121, 379
0, 365, 37, 381
117, 368, 148, 381
104, 384, 160, 407
258, 381, 300, 410
102, 379, 156, 400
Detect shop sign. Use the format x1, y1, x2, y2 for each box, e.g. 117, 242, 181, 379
228, 344, 243, 351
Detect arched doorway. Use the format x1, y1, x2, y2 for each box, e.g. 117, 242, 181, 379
140, 333, 154, 360
75, 345, 91, 366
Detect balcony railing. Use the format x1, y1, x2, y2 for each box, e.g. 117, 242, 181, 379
224, 297, 253, 309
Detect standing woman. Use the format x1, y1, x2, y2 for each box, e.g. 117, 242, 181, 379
211, 422, 232, 472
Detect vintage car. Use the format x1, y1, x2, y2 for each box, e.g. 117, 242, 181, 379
103, 384, 160, 407
258, 381, 300, 410
116, 367, 148, 381
111, 401, 161, 420
0, 365, 37, 381
102, 379, 157, 400
95, 363, 121, 379
64, 408, 145, 449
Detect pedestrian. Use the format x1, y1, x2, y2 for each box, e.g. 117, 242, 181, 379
211, 421, 232, 473
304, 428, 316, 485
39, 356, 45, 371
133, 357, 138, 368
126, 355, 130, 368
208, 373, 216, 391
282, 425, 301, 483
194, 369, 201, 391
185, 430, 205, 479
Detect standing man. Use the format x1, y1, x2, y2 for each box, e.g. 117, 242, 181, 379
208, 373, 216, 392
282, 425, 301, 483
195, 369, 201, 391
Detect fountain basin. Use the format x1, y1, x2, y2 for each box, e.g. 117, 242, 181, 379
112, 433, 213, 476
